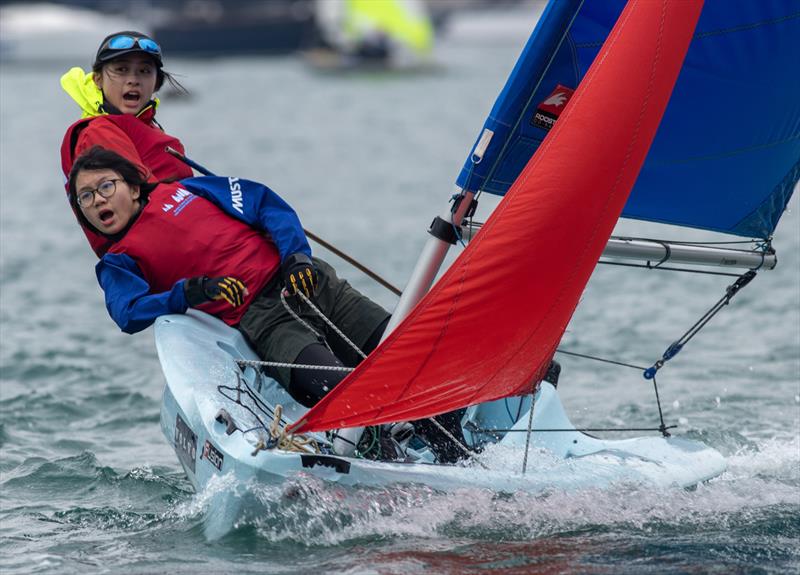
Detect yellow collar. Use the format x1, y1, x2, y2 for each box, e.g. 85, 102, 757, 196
60, 67, 159, 118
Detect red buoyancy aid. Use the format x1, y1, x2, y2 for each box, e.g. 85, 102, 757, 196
61, 111, 194, 257
109, 183, 280, 326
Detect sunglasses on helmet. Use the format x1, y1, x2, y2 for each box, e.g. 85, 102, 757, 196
104, 35, 161, 55
106, 35, 161, 54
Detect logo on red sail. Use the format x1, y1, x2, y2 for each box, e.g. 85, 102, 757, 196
532, 84, 575, 131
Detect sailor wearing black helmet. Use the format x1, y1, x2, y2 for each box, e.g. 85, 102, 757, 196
60, 31, 192, 258
91, 31, 166, 115
95, 31, 163, 65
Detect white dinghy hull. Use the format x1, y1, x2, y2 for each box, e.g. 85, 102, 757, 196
155, 311, 726, 537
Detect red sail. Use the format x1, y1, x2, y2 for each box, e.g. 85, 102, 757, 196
291, 0, 704, 434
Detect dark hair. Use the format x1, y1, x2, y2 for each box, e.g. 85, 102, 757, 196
68, 146, 157, 234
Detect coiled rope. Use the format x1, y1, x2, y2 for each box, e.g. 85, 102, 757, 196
251, 404, 319, 454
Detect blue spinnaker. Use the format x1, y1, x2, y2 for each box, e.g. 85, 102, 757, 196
456, 0, 800, 239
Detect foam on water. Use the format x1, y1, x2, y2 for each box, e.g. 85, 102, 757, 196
155, 432, 798, 552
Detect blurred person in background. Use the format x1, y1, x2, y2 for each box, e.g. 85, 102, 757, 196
313, 0, 433, 68
60, 31, 190, 257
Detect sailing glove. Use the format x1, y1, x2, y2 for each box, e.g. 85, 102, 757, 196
282, 253, 318, 300
184, 276, 248, 308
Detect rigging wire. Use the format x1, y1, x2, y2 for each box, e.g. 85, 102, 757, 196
642, 270, 757, 380
553, 268, 759, 436
651, 375, 670, 437
555, 349, 648, 371
597, 260, 743, 277
233, 262, 757, 449
552, 348, 671, 437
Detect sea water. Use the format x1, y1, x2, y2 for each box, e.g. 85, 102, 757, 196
1, 10, 798, 575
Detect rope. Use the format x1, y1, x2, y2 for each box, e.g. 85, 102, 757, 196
279, 290, 333, 354
462, 227, 770, 250
164, 146, 401, 297
236, 358, 354, 373
649, 239, 672, 268
470, 426, 677, 434
302, 229, 402, 296
352, 427, 379, 458
290, 290, 367, 360
266, 404, 319, 453
426, 417, 488, 468
611, 235, 769, 247
218, 384, 269, 432
463, 223, 769, 277
521, 381, 537, 475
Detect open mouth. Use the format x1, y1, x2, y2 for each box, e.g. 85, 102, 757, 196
122, 91, 141, 103
98, 209, 114, 224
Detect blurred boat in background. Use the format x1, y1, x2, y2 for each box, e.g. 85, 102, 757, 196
0, 2, 144, 64
0, 0, 538, 63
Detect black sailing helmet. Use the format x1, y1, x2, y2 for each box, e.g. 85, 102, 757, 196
94, 31, 163, 68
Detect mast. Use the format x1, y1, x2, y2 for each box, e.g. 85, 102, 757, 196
382, 188, 475, 336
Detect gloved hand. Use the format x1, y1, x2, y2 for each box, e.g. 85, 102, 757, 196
282, 253, 318, 300
184, 276, 247, 308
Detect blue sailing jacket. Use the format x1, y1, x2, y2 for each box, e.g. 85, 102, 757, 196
96, 176, 311, 333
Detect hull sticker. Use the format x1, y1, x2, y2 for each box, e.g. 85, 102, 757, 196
175, 414, 197, 473
202, 439, 224, 471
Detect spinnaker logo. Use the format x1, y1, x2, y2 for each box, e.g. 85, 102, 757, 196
228, 177, 244, 214
532, 84, 575, 131
542, 92, 569, 107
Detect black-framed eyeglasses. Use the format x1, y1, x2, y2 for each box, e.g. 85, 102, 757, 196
76, 179, 122, 208
105, 35, 161, 55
